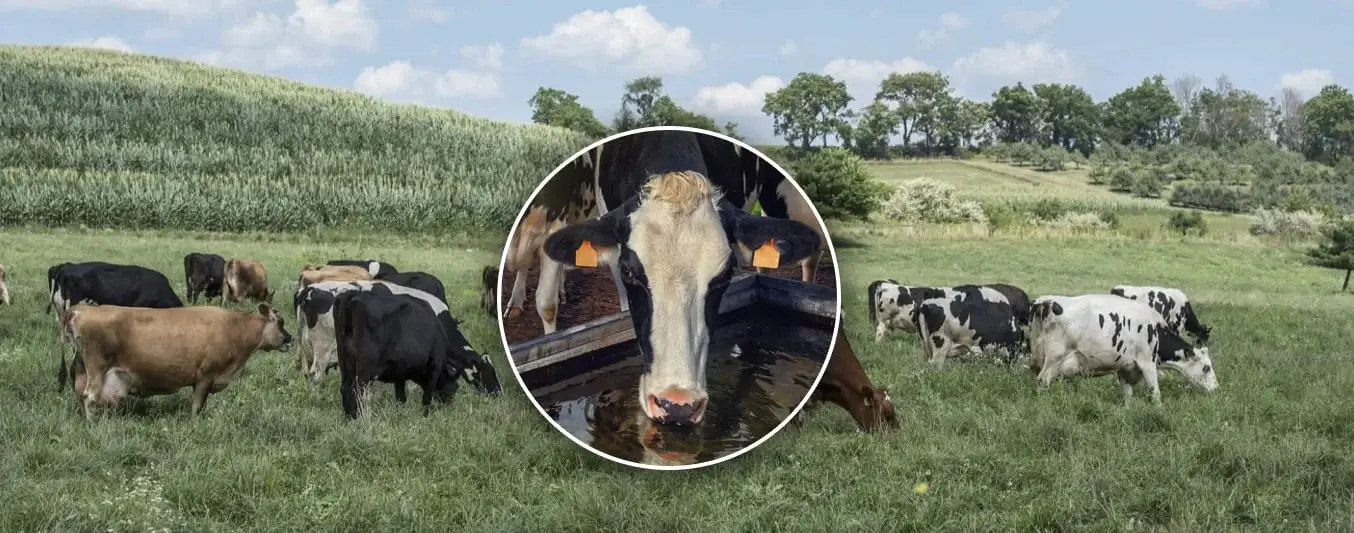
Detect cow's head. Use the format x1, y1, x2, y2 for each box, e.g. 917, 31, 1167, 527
1165, 344, 1217, 392
544, 171, 821, 426
255, 303, 293, 351
857, 385, 899, 432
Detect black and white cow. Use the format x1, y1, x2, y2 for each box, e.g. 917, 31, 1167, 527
540, 128, 823, 426
326, 260, 398, 279
332, 289, 462, 419
1029, 294, 1219, 404
380, 271, 448, 305
183, 252, 226, 303
1109, 285, 1211, 344
910, 285, 1028, 369
506, 127, 827, 336
294, 280, 500, 395
869, 280, 1032, 340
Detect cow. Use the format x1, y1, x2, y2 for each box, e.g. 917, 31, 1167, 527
331, 290, 465, 418
63, 303, 292, 419
298, 265, 373, 288
183, 253, 226, 304
1028, 294, 1219, 405
294, 280, 501, 394
480, 266, 498, 316
327, 259, 398, 279
47, 262, 116, 316
911, 285, 1028, 369
1109, 285, 1211, 344
799, 321, 899, 432
869, 280, 1032, 340
224, 258, 272, 303
380, 271, 447, 305
540, 129, 822, 426
47, 262, 183, 313
0, 264, 9, 306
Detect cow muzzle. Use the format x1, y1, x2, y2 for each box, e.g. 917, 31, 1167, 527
644, 387, 708, 426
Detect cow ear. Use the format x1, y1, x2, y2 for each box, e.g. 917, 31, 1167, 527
860, 386, 874, 407
542, 216, 622, 268
724, 209, 821, 268
257, 303, 272, 316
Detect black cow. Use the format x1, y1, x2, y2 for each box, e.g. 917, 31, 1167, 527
326, 260, 398, 279
541, 129, 822, 426
910, 285, 1027, 369
49, 262, 183, 313
331, 289, 466, 419
183, 252, 226, 303
380, 271, 447, 305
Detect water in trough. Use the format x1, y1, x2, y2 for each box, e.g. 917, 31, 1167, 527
525, 304, 833, 466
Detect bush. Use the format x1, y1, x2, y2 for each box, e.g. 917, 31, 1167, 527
1169, 183, 1252, 213
1087, 164, 1109, 185
1034, 146, 1066, 171
1040, 211, 1113, 231
1249, 208, 1331, 240
789, 147, 890, 220
881, 177, 988, 224
1028, 198, 1068, 221
1099, 211, 1122, 229
1109, 165, 1135, 192
1131, 168, 1164, 198
982, 202, 1018, 230
1166, 210, 1207, 236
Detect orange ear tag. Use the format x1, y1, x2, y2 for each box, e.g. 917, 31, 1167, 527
752, 239, 780, 269
575, 240, 599, 268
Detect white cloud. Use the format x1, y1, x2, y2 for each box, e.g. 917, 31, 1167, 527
0, 0, 221, 16
1279, 69, 1336, 96
460, 43, 504, 71
779, 40, 797, 57
1004, 5, 1065, 32
520, 6, 702, 75
917, 12, 967, 47
691, 75, 784, 115
353, 41, 504, 102
68, 36, 134, 53
823, 57, 933, 99
1195, 0, 1263, 10
406, 0, 448, 22
951, 41, 1082, 83
286, 0, 378, 50
224, 12, 284, 47
208, 0, 378, 72
434, 70, 500, 99
354, 60, 430, 97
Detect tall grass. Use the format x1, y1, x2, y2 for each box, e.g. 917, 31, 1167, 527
0, 46, 592, 233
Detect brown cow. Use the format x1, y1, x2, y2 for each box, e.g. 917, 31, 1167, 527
0, 264, 9, 305
225, 259, 272, 303
800, 323, 899, 432
66, 303, 292, 419
298, 265, 373, 288
480, 265, 498, 316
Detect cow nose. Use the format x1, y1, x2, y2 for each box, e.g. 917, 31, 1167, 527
646, 391, 707, 426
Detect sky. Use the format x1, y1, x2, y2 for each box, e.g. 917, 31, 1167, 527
2, 0, 1352, 144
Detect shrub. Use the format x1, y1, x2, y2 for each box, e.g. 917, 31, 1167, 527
1034, 146, 1066, 171
790, 147, 890, 220
881, 177, 988, 224
982, 202, 1018, 230
1087, 164, 1109, 185
1169, 183, 1252, 213
1249, 208, 1330, 240
1109, 165, 1135, 192
1131, 168, 1164, 198
1027, 198, 1068, 221
1040, 211, 1112, 231
1099, 211, 1122, 229
1166, 210, 1207, 236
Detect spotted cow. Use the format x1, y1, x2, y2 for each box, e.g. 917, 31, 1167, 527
911, 285, 1028, 369
869, 280, 1032, 342
1109, 285, 1211, 343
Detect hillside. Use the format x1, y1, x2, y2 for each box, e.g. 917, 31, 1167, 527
0, 45, 593, 233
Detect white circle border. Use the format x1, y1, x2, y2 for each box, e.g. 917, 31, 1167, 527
495, 125, 844, 472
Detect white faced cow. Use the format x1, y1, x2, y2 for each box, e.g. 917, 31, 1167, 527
540, 129, 822, 426
909, 285, 1028, 369
1029, 294, 1218, 405
1109, 285, 1211, 344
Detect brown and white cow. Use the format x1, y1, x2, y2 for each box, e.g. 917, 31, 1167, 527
224, 258, 272, 303
0, 264, 10, 306
298, 265, 373, 288
540, 128, 823, 426
64, 303, 292, 419
800, 323, 899, 432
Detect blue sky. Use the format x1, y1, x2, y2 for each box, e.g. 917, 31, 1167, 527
2, 0, 1351, 143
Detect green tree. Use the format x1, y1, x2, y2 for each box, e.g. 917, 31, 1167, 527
1301, 84, 1354, 164
1305, 219, 1354, 291
852, 101, 895, 159
790, 147, 890, 220
1274, 87, 1306, 151
613, 76, 665, 131
1179, 75, 1270, 149
762, 72, 854, 149
953, 100, 990, 149
990, 83, 1040, 144
1032, 83, 1100, 155
527, 87, 610, 139
645, 95, 723, 134
1102, 74, 1181, 148
875, 71, 950, 149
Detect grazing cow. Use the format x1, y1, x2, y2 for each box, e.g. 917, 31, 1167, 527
480, 266, 498, 316
0, 264, 9, 306
912, 285, 1027, 369
47, 262, 116, 316
224, 259, 272, 303
298, 265, 373, 288
541, 129, 822, 425
64, 303, 292, 419
48, 262, 183, 314
869, 280, 1031, 340
327, 259, 398, 279
380, 271, 447, 305
294, 280, 501, 394
1029, 294, 1219, 404
1109, 285, 1211, 343
331, 290, 464, 418
182, 253, 226, 303
801, 323, 898, 432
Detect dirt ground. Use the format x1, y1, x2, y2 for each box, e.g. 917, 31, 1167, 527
499, 254, 838, 346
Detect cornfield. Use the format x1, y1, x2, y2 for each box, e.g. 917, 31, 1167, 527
0, 45, 593, 233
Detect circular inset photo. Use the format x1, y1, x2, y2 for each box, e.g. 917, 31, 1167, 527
494, 126, 842, 470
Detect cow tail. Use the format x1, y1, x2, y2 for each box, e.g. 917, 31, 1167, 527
913, 307, 931, 361
867, 280, 883, 328
334, 297, 360, 418
57, 349, 67, 392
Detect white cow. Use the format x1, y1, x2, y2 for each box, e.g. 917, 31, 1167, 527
1109, 285, 1212, 343
1029, 294, 1218, 405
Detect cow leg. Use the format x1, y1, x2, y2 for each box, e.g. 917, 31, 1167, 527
80, 352, 109, 422
927, 336, 952, 369
504, 269, 527, 319
1117, 370, 1136, 405
874, 321, 888, 343
1139, 362, 1162, 405
606, 260, 630, 312
394, 381, 408, 403
536, 257, 564, 334
799, 251, 822, 284
191, 380, 212, 415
